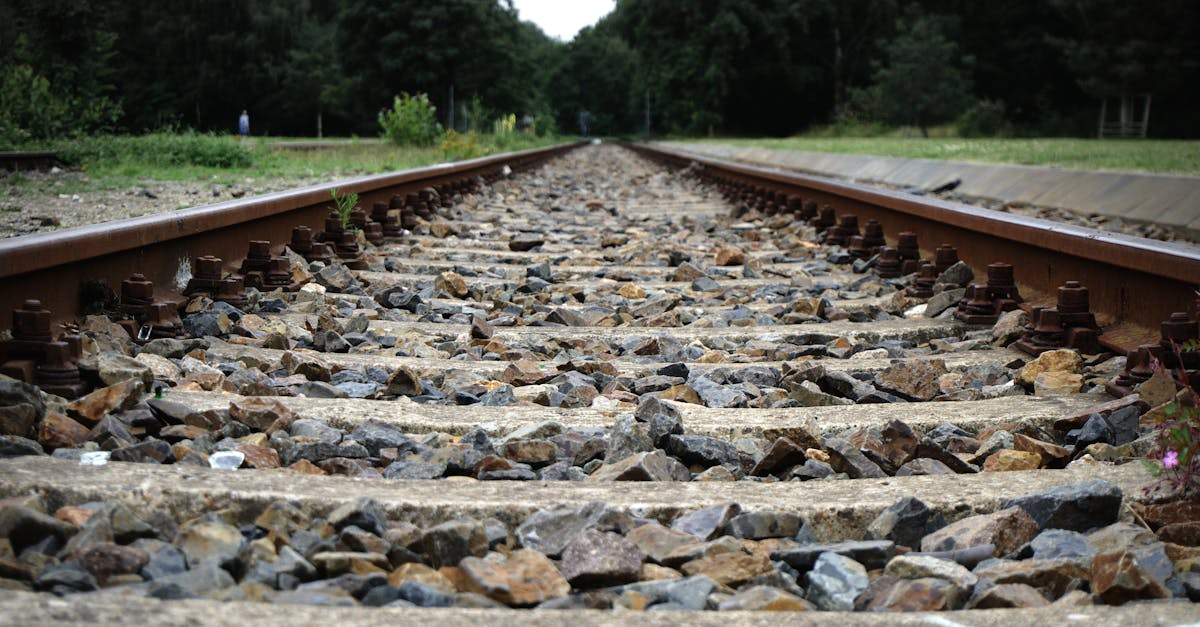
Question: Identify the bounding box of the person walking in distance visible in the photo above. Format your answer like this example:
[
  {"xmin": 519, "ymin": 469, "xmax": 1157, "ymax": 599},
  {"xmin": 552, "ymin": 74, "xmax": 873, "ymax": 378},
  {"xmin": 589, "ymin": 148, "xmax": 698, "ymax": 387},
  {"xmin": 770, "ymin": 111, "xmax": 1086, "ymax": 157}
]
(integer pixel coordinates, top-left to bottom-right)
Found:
[{"xmin": 238, "ymin": 110, "xmax": 250, "ymax": 138}]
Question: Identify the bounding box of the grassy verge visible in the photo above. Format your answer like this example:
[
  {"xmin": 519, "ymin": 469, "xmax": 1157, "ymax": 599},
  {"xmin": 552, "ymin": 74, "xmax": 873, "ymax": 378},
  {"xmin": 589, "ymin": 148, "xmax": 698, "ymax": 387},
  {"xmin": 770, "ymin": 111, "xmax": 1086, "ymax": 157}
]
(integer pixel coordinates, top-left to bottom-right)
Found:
[
  {"xmin": 11, "ymin": 131, "xmax": 568, "ymax": 191},
  {"xmin": 690, "ymin": 136, "xmax": 1200, "ymax": 176}
]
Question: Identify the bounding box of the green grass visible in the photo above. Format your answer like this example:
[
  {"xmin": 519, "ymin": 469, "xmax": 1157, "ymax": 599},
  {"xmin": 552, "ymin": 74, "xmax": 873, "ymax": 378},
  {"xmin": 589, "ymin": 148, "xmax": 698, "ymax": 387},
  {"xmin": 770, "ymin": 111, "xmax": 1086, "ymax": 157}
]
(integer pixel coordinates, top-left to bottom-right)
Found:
[
  {"xmin": 694, "ymin": 136, "xmax": 1200, "ymax": 176},
  {"xmin": 6, "ymin": 131, "xmax": 566, "ymax": 193}
]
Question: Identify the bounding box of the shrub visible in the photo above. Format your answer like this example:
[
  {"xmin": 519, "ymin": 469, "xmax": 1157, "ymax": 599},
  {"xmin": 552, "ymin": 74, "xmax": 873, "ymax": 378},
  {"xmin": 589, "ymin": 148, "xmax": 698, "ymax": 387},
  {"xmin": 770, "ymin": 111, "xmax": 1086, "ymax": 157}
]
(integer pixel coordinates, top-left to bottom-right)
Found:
[
  {"xmin": 957, "ymin": 100, "xmax": 1012, "ymax": 137},
  {"xmin": 439, "ymin": 130, "xmax": 483, "ymax": 161},
  {"xmin": 55, "ymin": 132, "xmax": 253, "ymax": 169},
  {"xmin": 379, "ymin": 93, "xmax": 442, "ymax": 146},
  {"xmin": 329, "ymin": 188, "xmax": 359, "ymax": 230}
]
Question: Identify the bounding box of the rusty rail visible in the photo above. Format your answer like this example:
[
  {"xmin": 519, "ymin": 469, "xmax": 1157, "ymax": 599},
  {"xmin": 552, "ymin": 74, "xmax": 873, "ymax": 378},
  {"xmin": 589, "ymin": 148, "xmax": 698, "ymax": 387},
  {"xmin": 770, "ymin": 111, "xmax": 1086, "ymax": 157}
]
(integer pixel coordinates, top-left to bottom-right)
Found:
[
  {"xmin": 0, "ymin": 142, "xmax": 581, "ymax": 326},
  {"xmin": 628, "ymin": 142, "xmax": 1200, "ymax": 354}
]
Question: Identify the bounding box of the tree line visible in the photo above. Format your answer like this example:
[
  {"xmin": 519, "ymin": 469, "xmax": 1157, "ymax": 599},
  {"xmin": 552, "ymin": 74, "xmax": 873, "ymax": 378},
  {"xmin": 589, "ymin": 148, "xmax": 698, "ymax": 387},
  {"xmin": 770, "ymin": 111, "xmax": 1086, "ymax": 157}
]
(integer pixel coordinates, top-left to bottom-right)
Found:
[{"xmin": 2, "ymin": 0, "xmax": 1197, "ymax": 144}]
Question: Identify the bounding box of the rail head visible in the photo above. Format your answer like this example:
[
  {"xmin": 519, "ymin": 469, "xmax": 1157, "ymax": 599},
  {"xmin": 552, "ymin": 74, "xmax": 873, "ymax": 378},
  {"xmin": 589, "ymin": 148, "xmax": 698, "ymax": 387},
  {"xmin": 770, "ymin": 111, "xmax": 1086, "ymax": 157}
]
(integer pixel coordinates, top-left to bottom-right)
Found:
[
  {"xmin": 631, "ymin": 142, "xmax": 1200, "ymax": 285},
  {"xmin": 0, "ymin": 142, "xmax": 583, "ymax": 280}
]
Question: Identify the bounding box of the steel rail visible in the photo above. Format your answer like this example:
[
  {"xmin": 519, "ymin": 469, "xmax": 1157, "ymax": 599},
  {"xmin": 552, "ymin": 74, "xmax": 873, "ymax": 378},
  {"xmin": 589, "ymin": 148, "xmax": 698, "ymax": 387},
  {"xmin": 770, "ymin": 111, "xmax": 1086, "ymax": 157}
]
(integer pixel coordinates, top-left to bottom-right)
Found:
[
  {"xmin": 0, "ymin": 142, "xmax": 581, "ymax": 326},
  {"xmin": 628, "ymin": 142, "xmax": 1200, "ymax": 353}
]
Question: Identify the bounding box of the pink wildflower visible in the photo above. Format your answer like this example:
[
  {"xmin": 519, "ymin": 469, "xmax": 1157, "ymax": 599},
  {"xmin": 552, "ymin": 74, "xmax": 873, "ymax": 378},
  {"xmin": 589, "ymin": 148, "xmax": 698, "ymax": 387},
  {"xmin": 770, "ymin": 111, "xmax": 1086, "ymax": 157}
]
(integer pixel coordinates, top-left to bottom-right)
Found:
[{"xmin": 1162, "ymin": 450, "xmax": 1179, "ymax": 468}]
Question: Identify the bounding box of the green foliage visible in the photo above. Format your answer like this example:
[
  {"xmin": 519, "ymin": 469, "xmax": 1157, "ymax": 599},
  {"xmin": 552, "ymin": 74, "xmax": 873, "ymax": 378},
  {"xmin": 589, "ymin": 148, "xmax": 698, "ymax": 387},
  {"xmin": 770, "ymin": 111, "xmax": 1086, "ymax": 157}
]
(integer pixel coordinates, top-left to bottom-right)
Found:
[
  {"xmin": 329, "ymin": 188, "xmax": 359, "ymax": 231},
  {"xmin": 956, "ymin": 100, "xmax": 1013, "ymax": 138},
  {"xmin": 54, "ymin": 132, "xmax": 254, "ymax": 169},
  {"xmin": 439, "ymin": 130, "xmax": 484, "ymax": 161},
  {"xmin": 854, "ymin": 12, "xmax": 973, "ymax": 137},
  {"xmin": 379, "ymin": 93, "xmax": 442, "ymax": 147}
]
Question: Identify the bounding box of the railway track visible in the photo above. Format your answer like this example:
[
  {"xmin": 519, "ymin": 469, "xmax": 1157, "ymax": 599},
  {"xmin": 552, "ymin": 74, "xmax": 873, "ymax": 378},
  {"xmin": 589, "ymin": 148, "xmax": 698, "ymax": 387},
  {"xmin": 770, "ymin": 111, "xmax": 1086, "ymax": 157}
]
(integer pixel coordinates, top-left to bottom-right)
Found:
[{"xmin": 0, "ymin": 142, "xmax": 1197, "ymax": 623}]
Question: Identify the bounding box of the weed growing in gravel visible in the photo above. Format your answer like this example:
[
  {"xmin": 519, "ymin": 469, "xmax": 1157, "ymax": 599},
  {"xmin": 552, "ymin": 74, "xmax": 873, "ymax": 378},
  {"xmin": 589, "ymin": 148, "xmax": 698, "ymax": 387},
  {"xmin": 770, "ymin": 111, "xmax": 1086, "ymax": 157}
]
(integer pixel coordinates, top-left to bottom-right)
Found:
[
  {"xmin": 329, "ymin": 187, "xmax": 359, "ymax": 231},
  {"xmin": 1142, "ymin": 303, "xmax": 1200, "ymax": 499}
]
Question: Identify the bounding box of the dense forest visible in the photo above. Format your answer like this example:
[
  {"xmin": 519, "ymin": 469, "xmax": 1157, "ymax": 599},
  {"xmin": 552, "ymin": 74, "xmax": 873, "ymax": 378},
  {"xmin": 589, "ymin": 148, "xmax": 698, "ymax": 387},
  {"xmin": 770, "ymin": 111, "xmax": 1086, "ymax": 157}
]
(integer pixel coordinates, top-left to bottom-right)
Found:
[{"xmin": 2, "ymin": 0, "xmax": 1197, "ymax": 143}]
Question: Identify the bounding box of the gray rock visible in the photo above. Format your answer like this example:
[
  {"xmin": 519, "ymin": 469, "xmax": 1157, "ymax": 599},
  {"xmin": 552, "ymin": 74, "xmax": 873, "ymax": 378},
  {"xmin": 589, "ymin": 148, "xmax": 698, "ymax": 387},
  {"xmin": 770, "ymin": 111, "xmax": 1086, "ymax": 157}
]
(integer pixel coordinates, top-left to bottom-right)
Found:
[
  {"xmin": 671, "ymin": 503, "xmax": 741, "ymax": 541},
  {"xmin": 560, "ymin": 529, "xmax": 644, "ymax": 586},
  {"xmin": 788, "ymin": 380, "xmax": 853, "ymax": 406},
  {"xmin": 289, "ymin": 418, "xmax": 343, "ymax": 444},
  {"xmin": 0, "ymin": 435, "xmax": 44, "ymax": 458},
  {"xmin": 616, "ymin": 575, "xmax": 717, "ymax": 610},
  {"xmin": 516, "ymin": 502, "xmax": 633, "ymax": 557},
  {"xmin": 1001, "ymin": 479, "xmax": 1122, "ymax": 532},
  {"xmin": 315, "ymin": 264, "xmax": 359, "ymax": 292},
  {"xmin": 35, "ymin": 563, "xmax": 99, "ymax": 594},
  {"xmin": 792, "ymin": 458, "xmax": 835, "ymax": 480},
  {"xmin": 182, "ymin": 311, "xmax": 231, "ymax": 338},
  {"xmin": 328, "ymin": 497, "xmax": 388, "ymax": 536},
  {"xmin": 96, "ymin": 352, "xmax": 155, "ymax": 386},
  {"xmin": 396, "ymin": 580, "xmax": 455, "ymax": 607},
  {"xmin": 691, "ymin": 377, "xmax": 746, "ymax": 408},
  {"xmin": 727, "ymin": 511, "xmax": 802, "ymax": 539},
  {"xmin": 665, "ymin": 434, "xmax": 739, "ymax": 468},
  {"xmin": 295, "ymin": 380, "xmax": 349, "ymax": 399},
  {"xmin": 772, "ymin": 540, "xmax": 896, "ymax": 571},
  {"xmin": 819, "ymin": 371, "xmax": 877, "ymax": 401},
  {"xmin": 350, "ymin": 421, "xmax": 418, "ymax": 457},
  {"xmin": 1019, "ymin": 529, "xmax": 1097, "ymax": 561},
  {"xmin": 383, "ymin": 461, "xmax": 446, "ymax": 480},
  {"xmin": 924, "ymin": 288, "xmax": 967, "ymax": 317},
  {"xmin": 805, "ymin": 552, "xmax": 869, "ymax": 611},
  {"xmin": 824, "ymin": 437, "xmax": 887, "ymax": 479},
  {"xmin": 138, "ymin": 338, "xmax": 202, "ymax": 358},
  {"xmin": 141, "ymin": 545, "xmax": 188, "ymax": 580},
  {"xmin": 937, "ymin": 261, "xmax": 974, "ymax": 286},
  {"xmin": 606, "ymin": 415, "xmax": 654, "ymax": 463},
  {"xmin": 867, "ymin": 497, "xmax": 946, "ymax": 549},
  {"xmin": 420, "ymin": 519, "xmax": 489, "ymax": 568}
]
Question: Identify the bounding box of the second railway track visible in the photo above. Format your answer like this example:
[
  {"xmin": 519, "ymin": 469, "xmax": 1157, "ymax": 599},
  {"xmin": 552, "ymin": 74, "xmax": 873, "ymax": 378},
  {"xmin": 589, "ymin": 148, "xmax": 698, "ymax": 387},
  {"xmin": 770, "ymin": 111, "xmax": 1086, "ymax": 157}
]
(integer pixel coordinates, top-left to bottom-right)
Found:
[{"xmin": 0, "ymin": 142, "xmax": 1197, "ymax": 622}]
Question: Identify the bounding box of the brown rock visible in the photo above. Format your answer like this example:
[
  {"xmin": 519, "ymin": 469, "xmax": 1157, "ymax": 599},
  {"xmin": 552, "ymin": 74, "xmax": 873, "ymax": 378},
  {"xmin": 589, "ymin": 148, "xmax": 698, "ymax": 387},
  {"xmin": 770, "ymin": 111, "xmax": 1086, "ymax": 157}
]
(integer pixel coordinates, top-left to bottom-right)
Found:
[
  {"xmin": 968, "ymin": 583, "xmax": 1049, "ymax": 608},
  {"xmin": 873, "ymin": 359, "xmax": 948, "ymax": 401},
  {"xmin": 459, "ymin": 549, "xmax": 570, "ymax": 606},
  {"xmin": 54, "ymin": 506, "xmax": 94, "ymax": 527},
  {"xmin": 159, "ymin": 424, "xmax": 209, "ymax": 441},
  {"xmin": 435, "ymin": 271, "xmax": 469, "ymax": 298},
  {"xmin": 1134, "ymin": 369, "xmax": 1178, "ymax": 408},
  {"xmin": 671, "ymin": 263, "xmax": 706, "ymax": 282},
  {"xmin": 749, "ymin": 437, "xmax": 807, "ymax": 477},
  {"xmin": 1033, "ymin": 371, "xmax": 1082, "ymax": 396},
  {"xmin": 310, "ymin": 551, "xmax": 389, "ymax": 576},
  {"xmin": 37, "ymin": 411, "xmax": 89, "ymax": 449},
  {"xmin": 77, "ymin": 543, "xmax": 149, "ymax": 581},
  {"xmin": 895, "ymin": 458, "xmax": 957, "ymax": 476},
  {"xmin": 920, "ymin": 506, "xmax": 1039, "ymax": 557},
  {"xmin": 388, "ymin": 563, "xmax": 456, "ymax": 592},
  {"xmin": 1156, "ymin": 522, "xmax": 1200, "ymax": 546},
  {"xmin": 288, "ymin": 459, "xmax": 326, "ymax": 474},
  {"xmin": 791, "ymin": 298, "xmax": 827, "ymax": 318},
  {"xmin": 588, "ymin": 450, "xmax": 678, "ymax": 481},
  {"xmin": 66, "ymin": 379, "xmax": 143, "ymax": 427},
  {"xmin": 974, "ymin": 558, "xmax": 1089, "ymax": 598},
  {"xmin": 982, "ymin": 449, "xmax": 1042, "ymax": 471},
  {"xmin": 1133, "ymin": 500, "xmax": 1200, "ymax": 528},
  {"xmin": 680, "ymin": 551, "xmax": 772, "ymax": 586},
  {"xmin": 1013, "ymin": 433, "xmax": 1071, "ymax": 468},
  {"xmin": 499, "ymin": 359, "xmax": 552, "ymax": 386},
  {"xmin": 714, "ymin": 247, "xmax": 746, "ymax": 266},
  {"xmin": 864, "ymin": 577, "xmax": 964, "ymax": 611},
  {"xmin": 386, "ymin": 366, "xmax": 424, "ymax": 395},
  {"xmin": 1091, "ymin": 549, "xmax": 1171, "ymax": 604},
  {"xmin": 560, "ymin": 529, "xmax": 644, "ymax": 586},
  {"xmin": 879, "ymin": 419, "xmax": 919, "ymax": 468},
  {"xmin": 1017, "ymin": 349, "xmax": 1082, "ymax": 388},
  {"xmin": 627, "ymin": 523, "xmax": 703, "ymax": 564},
  {"xmin": 280, "ymin": 351, "xmax": 331, "ymax": 381},
  {"xmin": 717, "ymin": 585, "xmax": 814, "ymax": 611},
  {"xmin": 640, "ymin": 563, "xmax": 682, "ymax": 581},
  {"xmin": 660, "ymin": 384, "xmax": 703, "ymax": 405},
  {"xmin": 470, "ymin": 315, "xmax": 494, "ymax": 340},
  {"xmin": 228, "ymin": 397, "xmax": 295, "ymax": 434},
  {"xmin": 501, "ymin": 439, "xmax": 557, "ymax": 466},
  {"xmin": 236, "ymin": 444, "xmax": 280, "ymax": 469},
  {"xmin": 617, "ymin": 283, "xmax": 646, "ymax": 299}
]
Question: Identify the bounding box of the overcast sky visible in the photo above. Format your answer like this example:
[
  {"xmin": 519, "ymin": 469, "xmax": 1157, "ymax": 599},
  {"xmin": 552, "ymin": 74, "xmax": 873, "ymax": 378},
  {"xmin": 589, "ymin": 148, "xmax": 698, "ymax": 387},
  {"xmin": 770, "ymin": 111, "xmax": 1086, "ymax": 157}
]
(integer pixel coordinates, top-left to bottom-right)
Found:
[{"xmin": 510, "ymin": 0, "xmax": 616, "ymax": 41}]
